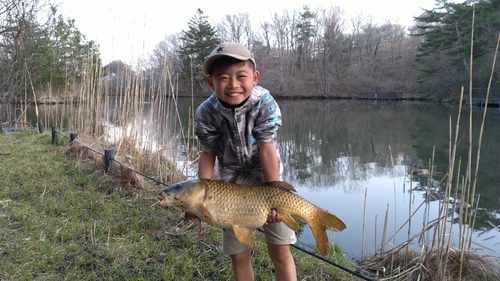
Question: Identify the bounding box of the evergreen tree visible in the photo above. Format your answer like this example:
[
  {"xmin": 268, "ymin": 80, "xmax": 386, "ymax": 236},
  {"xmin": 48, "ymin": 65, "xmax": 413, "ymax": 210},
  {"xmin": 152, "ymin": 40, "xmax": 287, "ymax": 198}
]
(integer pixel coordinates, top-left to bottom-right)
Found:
[
  {"xmin": 295, "ymin": 5, "xmax": 316, "ymax": 72},
  {"xmin": 414, "ymin": 0, "xmax": 500, "ymax": 96},
  {"xmin": 38, "ymin": 15, "xmax": 100, "ymax": 88},
  {"xmin": 179, "ymin": 9, "xmax": 219, "ymax": 85}
]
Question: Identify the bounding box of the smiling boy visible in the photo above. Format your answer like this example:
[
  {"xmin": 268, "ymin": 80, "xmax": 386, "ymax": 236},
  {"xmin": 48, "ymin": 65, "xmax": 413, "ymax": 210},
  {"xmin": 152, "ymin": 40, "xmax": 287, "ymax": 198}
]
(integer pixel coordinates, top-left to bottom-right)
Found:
[{"xmin": 194, "ymin": 42, "xmax": 297, "ymax": 281}]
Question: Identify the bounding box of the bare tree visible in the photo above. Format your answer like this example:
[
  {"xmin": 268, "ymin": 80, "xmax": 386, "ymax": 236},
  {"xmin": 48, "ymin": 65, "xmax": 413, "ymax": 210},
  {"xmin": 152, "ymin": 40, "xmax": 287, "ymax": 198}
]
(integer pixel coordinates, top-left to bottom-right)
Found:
[
  {"xmin": 266, "ymin": 9, "xmax": 300, "ymax": 94},
  {"xmin": 216, "ymin": 12, "xmax": 253, "ymax": 47},
  {"xmin": 314, "ymin": 6, "xmax": 348, "ymax": 96},
  {"xmin": 148, "ymin": 32, "xmax": 184, "ymax": 94},
  {"xmin": 147, "ymin": 5, "xmax": 423, "ymax": 97},
  {"xmin": 0, "ymin": 0, "xmax": 55, "ymax": 102},
  {"xmin": 259, "ymin": 21, "xmax": 272, "ymax": 52}
]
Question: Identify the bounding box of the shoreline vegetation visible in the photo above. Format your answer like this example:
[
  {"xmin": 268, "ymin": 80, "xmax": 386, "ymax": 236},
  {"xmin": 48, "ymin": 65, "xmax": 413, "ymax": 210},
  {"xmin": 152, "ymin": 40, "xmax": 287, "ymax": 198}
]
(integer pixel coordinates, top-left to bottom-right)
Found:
[
  {"xmin": 0, "ymin": 131, "xmax": 361, "ymax": 280},
  {"xmin": 0, "ymin": 91, "xmax": 457, "ymax": 106},
  {"xmin": 2, "ymin": 120, "xmax": 499, "ymax": 280}
]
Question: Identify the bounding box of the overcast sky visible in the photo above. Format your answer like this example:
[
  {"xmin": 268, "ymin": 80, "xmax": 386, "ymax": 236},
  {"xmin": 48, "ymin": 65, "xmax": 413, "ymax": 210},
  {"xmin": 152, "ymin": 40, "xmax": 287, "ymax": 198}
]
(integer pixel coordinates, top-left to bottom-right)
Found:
[{"xmin": 59, "ymin": 0, "xmax": 440, "ymax": 64}]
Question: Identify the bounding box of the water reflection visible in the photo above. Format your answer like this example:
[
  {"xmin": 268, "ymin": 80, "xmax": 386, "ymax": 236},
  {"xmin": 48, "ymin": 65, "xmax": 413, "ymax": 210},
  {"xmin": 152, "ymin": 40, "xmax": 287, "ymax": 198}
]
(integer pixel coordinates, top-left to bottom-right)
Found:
[
  {"xmin": 3, "ymin": 99, "xmax": 499, "ymax": 259},
  {"xmin": 277, "ymin": 100, "xmax": 500, "ymax": 259}
]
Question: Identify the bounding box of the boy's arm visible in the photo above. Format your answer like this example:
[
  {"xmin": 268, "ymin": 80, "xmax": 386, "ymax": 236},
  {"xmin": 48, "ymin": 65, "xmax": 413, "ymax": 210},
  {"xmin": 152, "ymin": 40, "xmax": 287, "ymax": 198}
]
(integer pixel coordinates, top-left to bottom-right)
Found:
[
  {"xmin": 260, "ymin": 141, "xmax": 283, "ymax": 224},
  {"xmin": 198, "ymin": 150, "xmax": 216, "ymax": 179},
  {"xmin": 259, "ymin": 141, "xmax": 280, "ymax": 182}
]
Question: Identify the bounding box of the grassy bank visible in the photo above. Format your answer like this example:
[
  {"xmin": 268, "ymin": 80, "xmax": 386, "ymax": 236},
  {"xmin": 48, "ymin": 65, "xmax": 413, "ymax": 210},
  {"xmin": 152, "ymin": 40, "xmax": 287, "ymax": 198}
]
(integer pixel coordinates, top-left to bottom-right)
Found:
[{"xmin": 0, "ymin": 131, "xmax": 358, "ymax": 280}]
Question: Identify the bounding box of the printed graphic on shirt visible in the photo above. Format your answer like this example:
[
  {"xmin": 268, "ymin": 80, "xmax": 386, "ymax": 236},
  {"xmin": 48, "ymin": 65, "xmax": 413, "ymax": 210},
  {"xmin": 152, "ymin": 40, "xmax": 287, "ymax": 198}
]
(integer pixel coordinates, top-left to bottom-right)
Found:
[
  {"xmin": 269, "ymin": 114, "xmax": 278, "ymax": 128},
  {"xmin": 263, "ymin": 94, "xmax": 272, "ymax": 105},
  {"xmin": 247, "ymin": 135, "xmax": 256, "ymax": 145}
]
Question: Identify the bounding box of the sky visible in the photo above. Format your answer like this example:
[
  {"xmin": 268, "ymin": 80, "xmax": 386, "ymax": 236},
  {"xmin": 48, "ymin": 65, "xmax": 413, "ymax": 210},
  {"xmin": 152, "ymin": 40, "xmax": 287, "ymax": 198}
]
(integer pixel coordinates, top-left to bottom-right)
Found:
[{"xmin": 59, "ymin": 0, "xmax": 440, "ymax": 65}]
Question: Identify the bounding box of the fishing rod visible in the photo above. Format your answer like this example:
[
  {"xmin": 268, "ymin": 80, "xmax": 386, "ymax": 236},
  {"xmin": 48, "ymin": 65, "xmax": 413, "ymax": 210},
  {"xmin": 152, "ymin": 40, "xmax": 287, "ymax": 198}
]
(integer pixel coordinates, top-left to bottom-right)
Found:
[{"xmin": 257, "ymin": 228, "xmax": 374, "ymax": 281}]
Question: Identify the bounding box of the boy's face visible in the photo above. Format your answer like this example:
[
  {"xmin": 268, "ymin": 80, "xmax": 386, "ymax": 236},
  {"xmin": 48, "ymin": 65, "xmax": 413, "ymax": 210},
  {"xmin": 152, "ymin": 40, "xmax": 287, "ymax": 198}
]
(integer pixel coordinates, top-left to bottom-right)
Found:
[{"xmin": 206, "ymin": 60, "xmax": 260, "ymax": 105}]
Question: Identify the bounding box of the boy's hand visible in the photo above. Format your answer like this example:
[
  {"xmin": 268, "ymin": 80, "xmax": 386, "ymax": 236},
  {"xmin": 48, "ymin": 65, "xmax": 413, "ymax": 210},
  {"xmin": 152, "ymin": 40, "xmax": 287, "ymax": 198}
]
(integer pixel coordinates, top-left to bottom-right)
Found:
[{"xmin": 265, "ymin": 209, "xmax": 281, "ymax": 224}]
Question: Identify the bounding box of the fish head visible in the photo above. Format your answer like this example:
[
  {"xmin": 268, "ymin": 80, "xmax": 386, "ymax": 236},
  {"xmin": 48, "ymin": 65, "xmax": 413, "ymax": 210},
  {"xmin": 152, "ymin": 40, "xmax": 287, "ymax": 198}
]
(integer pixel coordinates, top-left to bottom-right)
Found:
[{"xmin": 157, "ymin": 179, "xmax": 206, "ymax": 210}]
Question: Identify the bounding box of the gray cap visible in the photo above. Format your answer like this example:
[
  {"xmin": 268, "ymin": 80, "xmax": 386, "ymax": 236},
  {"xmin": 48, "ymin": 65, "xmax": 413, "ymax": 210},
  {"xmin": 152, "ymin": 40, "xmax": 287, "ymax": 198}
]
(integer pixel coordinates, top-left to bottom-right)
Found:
[{"xmin": 202, "ymin": 42, "xmax": 256, "ymax": 75}]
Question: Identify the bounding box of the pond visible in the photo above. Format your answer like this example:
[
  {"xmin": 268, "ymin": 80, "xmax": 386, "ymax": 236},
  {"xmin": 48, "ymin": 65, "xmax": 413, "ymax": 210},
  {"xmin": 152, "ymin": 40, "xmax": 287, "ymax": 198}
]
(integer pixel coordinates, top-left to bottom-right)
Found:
[
  {"xmin": 276, "ymin": 99, "xmax": 500, "ymax": 261},
  {"xmin": 2, "ymin": 98, "xmax": 499, "ymax": 261}
]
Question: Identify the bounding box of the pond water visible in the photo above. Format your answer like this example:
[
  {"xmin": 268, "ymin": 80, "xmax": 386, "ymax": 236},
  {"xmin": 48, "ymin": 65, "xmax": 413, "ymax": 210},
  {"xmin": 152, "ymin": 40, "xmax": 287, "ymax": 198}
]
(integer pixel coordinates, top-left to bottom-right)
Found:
[
  {"xmin": 276, "ymin": 100, "xmax": 500, "ymax": 261},
  {"xmin": 2, "ymin": 98, "xmax": 499, "ymax": 261}
]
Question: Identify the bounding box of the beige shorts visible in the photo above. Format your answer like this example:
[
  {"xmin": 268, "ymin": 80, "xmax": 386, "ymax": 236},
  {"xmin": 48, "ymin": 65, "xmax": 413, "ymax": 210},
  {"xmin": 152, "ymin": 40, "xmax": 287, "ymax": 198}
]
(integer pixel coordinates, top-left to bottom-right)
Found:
[{"xmin": 222, "ymin": 222, "xmax": 297, "ymax": 255}]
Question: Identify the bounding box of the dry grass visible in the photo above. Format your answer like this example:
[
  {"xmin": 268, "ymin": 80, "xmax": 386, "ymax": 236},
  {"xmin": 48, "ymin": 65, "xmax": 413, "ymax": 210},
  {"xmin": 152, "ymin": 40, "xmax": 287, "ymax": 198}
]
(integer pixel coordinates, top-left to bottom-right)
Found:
[
  {"xmin": 63, "ymin": 137, "xmax": 185, "ymax": 191},
  {"xmin": 360, "ymin": 246, "xmax": 500, "ymax": 281}
]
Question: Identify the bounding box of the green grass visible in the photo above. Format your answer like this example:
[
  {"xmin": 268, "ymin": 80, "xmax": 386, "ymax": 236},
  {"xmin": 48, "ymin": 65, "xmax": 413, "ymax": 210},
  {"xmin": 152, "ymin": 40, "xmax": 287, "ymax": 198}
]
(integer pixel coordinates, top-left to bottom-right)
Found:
[{"xmin": 0, "ymin": 131, "xmax": 359, "ymax": 280}]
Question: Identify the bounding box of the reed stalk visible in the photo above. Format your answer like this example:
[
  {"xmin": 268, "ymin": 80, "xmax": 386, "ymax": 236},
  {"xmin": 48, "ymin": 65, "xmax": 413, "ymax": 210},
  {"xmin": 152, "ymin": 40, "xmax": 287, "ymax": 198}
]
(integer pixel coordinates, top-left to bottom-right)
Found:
[
  {"xmin": 388, "ymin": 145, "xmax": 397, "ymax": 278},
  {"xmin": 362, "ymin": 187, "xmax": 367, "ymax": 260},
  {"xmin": 374, "ymin": 215, "xmax": 377, "ymax": 257},
  {"xmin": 381, "ymin": 204, "xmax": 389, "ymax": 256},
  {"xmin": 423, "ymin": 146, "xmax": 435, "ymax": 246},
  {"xmin": 406, "ymin": 166, "xmax": 413, "ymax": 264},
  {"xmin": 458, "ymin": 175, "xmax": 465, "ymax": 249}
]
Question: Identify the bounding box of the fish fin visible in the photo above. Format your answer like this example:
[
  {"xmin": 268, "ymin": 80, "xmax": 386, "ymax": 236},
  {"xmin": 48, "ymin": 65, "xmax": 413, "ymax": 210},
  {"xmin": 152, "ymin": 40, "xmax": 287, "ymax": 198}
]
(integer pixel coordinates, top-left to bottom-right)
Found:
[
  {"xmin": 199, "ymin": 178, "xmax": 212, "ymax": 186},
  {"xmin": 235, "ymin": 173, "xmax": 263, "ymax": 186},
  {"xmin": 308, "ymin": 221, "xmax": 330, "ymax": 257},
  {"xmin": 234, "ymin": 174, "xmax": 297, "ymax": 193},
  {"xmin": 320, "ymin": 210, "xmax": 346, "ymax": 232},
  {"xmin": 232, "ymin": 225, "xmax": 253, "ymax": 247},
  {"xmin": 268, "ymin": 181, "xmax": 297, "ymax": 192},
  {"xmin": 280, "ymin": 213, "xmax": 298, "ymax": 232},
  {"xmin": 308, "ymin": 210, "xmax": 346, "ymax": 257},
  {"xmin": 200, "ymin": 204, "xmax": 213, "ymax": 222}
]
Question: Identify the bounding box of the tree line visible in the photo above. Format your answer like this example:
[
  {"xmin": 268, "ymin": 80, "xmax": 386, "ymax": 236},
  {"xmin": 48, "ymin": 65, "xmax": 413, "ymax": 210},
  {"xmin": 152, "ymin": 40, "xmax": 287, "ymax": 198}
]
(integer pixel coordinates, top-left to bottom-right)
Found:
[
  {"xmin": 149, "ymin": 7, "xmax": 422, "ymax": 98},
  {"xmin": 0, "ymin": 0, "xmax": 100, "ymax": 103},
  {"xmin": 0, "ymin": 0, "xmax": 499, "ymax": 103}
]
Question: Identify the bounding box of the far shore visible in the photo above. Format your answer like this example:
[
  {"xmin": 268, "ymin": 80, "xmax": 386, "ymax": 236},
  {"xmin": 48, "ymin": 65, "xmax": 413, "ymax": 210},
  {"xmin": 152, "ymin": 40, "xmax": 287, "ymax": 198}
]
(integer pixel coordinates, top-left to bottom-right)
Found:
[{"xmin": 1, "ymin": 92, "xmax": 462, "ymax": 105}]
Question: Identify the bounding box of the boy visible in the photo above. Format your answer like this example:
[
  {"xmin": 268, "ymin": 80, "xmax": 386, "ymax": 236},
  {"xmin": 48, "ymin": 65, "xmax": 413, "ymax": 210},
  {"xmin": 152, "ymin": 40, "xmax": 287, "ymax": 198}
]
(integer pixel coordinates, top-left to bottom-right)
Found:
[{"xmin": 194, "ymin": 42, "xmax": 297, "ymax": 281}]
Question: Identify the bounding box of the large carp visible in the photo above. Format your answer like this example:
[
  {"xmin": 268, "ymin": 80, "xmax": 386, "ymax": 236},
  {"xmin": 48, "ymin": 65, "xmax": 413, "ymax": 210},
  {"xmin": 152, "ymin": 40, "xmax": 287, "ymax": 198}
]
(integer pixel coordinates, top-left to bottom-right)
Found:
[{"xmin": 157, "ymin": 178, "xmax": 346, "ymax": 257}]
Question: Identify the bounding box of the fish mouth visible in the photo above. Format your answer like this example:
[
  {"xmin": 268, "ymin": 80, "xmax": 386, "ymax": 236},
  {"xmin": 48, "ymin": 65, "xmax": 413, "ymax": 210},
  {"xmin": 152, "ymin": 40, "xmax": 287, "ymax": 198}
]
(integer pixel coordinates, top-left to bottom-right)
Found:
[
  {"xmin": 157, "ymin": 192, "xmax": 182, "ymax": 207},
  {"xmin": 157, "ymin": 193, "xmax": 169, "ymax": 206}
]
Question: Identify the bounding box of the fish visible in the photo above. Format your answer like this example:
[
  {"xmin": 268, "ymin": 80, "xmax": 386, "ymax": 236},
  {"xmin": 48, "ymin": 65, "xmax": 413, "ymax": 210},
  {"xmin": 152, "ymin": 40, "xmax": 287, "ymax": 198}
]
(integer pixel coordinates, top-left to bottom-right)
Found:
[{"xmin": 157, "ymin": 177, "xmax": 346, "ymax": 257}]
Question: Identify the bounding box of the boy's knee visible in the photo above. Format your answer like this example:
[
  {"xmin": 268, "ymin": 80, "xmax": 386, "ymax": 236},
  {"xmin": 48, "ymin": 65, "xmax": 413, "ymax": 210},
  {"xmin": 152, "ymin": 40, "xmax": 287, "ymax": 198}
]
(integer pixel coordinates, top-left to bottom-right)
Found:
[
  {"xmin": 230, "ymin": 249, "xmax": 252, "ymax": 263},
  {"xmin": 267, "ymin": 244, "xmax": 293, "ymax": 262}
]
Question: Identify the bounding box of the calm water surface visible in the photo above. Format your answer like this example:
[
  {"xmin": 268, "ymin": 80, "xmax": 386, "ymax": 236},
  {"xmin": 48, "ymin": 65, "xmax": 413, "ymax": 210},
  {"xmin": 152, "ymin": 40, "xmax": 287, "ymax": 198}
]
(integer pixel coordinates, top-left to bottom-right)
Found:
[
  {"xmin": 2, "ymin": 99, "xmax": 499, "ymax": 260},
  {"xmin": 276, "ymin": 100, "xmax": 500, "ymax": 260}
]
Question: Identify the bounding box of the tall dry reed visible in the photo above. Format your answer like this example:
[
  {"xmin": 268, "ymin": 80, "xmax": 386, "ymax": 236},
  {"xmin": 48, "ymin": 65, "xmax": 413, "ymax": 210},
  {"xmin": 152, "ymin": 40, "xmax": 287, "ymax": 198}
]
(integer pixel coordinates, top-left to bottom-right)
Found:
[{"xmin": 57, "ymin": 49, "xmax": 195, "ymax": 185}]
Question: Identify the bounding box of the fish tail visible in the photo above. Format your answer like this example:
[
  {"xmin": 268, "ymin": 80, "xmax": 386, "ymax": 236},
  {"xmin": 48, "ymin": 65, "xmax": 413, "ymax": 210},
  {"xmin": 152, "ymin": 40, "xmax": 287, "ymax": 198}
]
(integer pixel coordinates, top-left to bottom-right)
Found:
[
  {"xmin": 308, "ymin": 210, "xmax": 346, "ymax": 257},
  {"xmin": 321, "ymin": 210, "xmax": 346, "ymax": 232}
]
